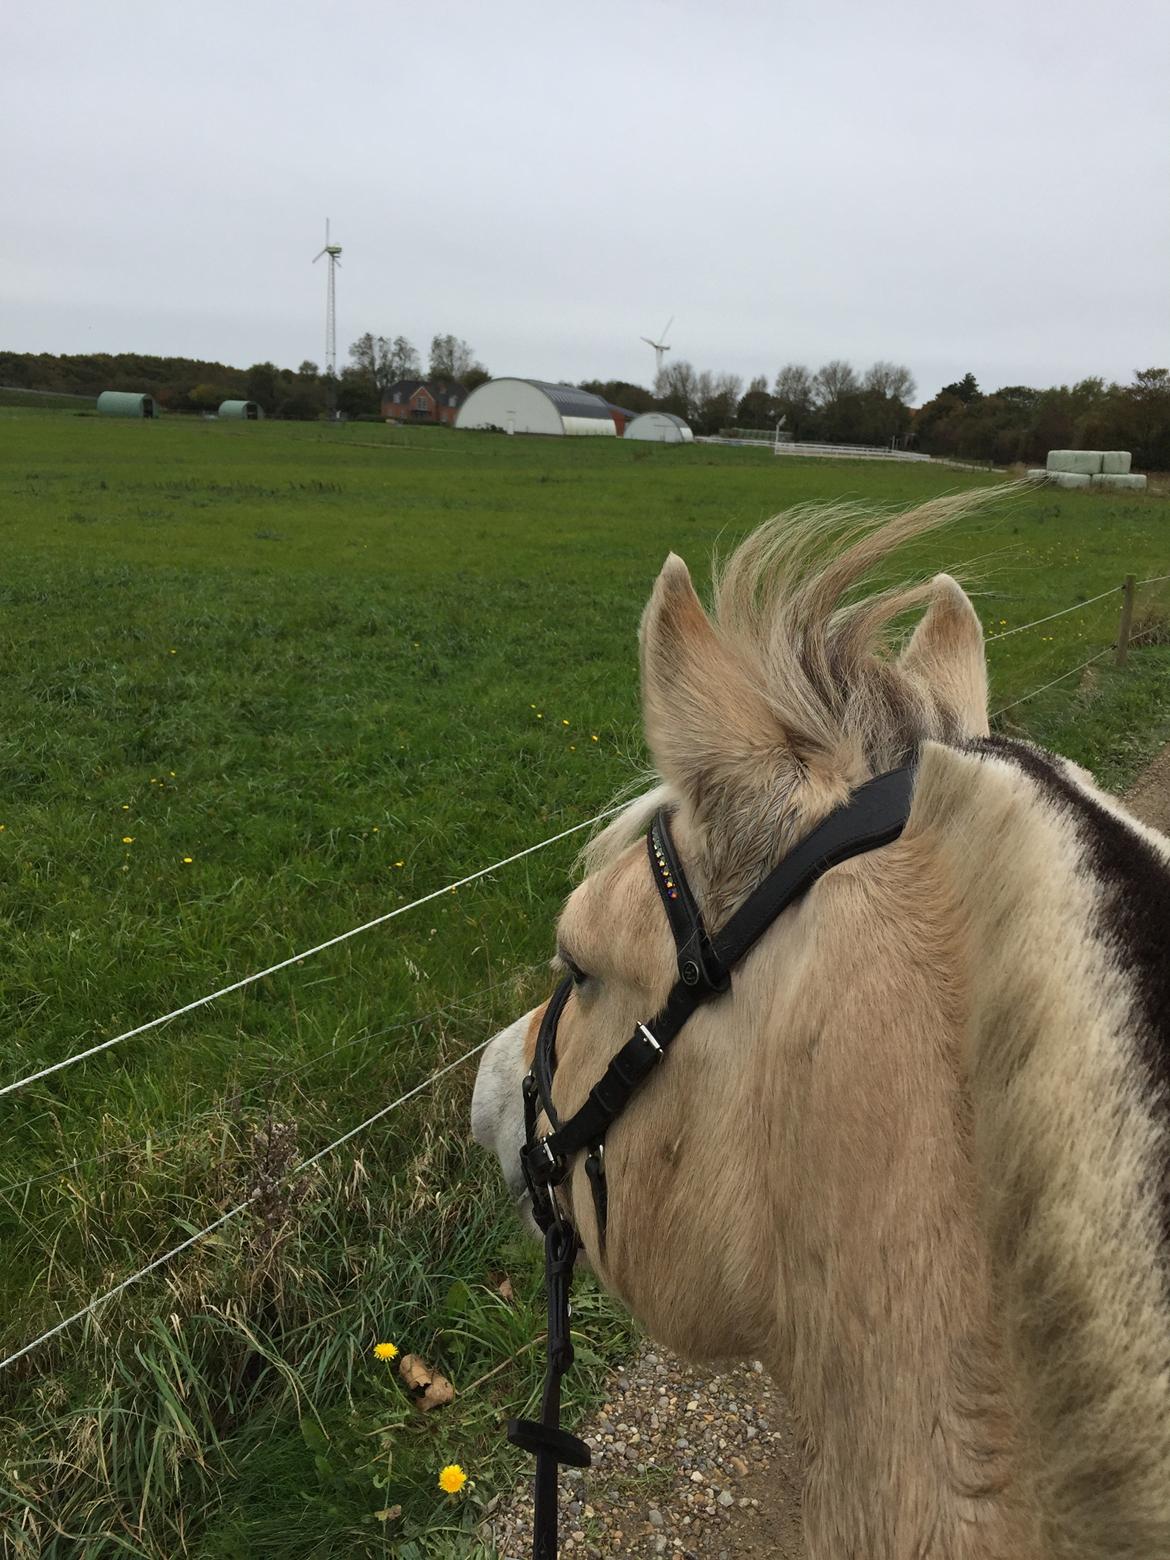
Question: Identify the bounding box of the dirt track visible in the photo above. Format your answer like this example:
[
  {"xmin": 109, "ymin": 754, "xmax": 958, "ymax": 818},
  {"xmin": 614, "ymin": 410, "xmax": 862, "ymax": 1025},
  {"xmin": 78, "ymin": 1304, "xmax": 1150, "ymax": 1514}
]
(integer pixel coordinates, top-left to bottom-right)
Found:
[{"xmin": 485, "ymin": 744, "xmax": 1170, "ymax": 1560}]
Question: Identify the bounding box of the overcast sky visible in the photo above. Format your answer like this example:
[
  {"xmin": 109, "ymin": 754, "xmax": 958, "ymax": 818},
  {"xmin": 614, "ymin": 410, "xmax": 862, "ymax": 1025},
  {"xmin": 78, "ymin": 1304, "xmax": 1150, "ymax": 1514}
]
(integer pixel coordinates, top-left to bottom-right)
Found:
[{"xmin": 4, "ymin": 0, "xmax": 1168, "ymax": 401}]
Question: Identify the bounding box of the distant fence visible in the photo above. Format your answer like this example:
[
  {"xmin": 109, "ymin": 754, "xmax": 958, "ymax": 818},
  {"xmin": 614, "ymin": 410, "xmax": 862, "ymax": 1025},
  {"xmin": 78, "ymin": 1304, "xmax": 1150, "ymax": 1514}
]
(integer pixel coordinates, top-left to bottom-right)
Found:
[{"xmin": 698, "ymin": 434, "xmax": 930, "ymax": 462}]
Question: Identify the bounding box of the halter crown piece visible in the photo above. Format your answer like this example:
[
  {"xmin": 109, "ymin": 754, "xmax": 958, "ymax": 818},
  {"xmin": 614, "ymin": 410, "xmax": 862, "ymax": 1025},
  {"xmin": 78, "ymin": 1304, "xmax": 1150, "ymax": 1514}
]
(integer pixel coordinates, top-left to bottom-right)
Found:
[{"xmin": 508, "ymin": 766, "xmax": 917, "ymax": 1560}]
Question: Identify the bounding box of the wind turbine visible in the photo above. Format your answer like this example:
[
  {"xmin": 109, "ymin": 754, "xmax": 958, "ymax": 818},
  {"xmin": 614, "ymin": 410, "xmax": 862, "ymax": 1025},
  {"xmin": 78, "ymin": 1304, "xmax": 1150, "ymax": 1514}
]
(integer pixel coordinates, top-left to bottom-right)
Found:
[
  {"xmin": 313, "ymin": 219, "xmax": 343, "ymax": 413},
  {"xmin": 641, "ymin": 316, "xmax": 674, "ymax": 385}
]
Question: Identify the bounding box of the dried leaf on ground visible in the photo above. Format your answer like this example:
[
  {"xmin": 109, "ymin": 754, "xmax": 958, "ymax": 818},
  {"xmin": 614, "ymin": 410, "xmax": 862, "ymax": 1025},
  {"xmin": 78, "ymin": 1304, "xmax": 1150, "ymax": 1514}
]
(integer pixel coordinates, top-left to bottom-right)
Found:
[{"xmin": 398, "ymin": 1352, "xmax": 455, "ymax": 1411}]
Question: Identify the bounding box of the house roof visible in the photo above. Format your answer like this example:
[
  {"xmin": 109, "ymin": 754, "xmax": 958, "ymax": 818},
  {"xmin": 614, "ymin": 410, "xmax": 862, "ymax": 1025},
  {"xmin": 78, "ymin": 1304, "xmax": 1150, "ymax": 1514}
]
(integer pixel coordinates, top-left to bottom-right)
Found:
[{"xmin": 382, "ymin": 379, "xmax": 469, "ymax": 403}]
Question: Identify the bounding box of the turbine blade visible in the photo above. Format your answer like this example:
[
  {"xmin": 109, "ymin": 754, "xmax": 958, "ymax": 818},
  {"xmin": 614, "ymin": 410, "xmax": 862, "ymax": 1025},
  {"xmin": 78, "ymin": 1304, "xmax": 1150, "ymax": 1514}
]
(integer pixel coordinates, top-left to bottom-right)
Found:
[
  {"xmin": 313, "ymin": 249, "xmax": 326, "ymax": 262},
  {"xmin": 661, "ymin": 316, "xmax": 674, "ymax": 340}
]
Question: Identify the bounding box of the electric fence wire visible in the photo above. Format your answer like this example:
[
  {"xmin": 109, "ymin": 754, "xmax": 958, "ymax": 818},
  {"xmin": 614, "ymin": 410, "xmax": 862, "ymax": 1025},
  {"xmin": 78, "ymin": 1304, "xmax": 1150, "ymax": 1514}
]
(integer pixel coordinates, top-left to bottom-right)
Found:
[
  {"xmin": 0, "ymin": 1033, "xmax": 499, "ymax": 1374},
  {"xmin": 0, "ymin": 805, "xmax": 626, "ymax": 1103},
  {"xmin": 0, "ymin": 963, "xmax": 547, "ymax": 1201}
]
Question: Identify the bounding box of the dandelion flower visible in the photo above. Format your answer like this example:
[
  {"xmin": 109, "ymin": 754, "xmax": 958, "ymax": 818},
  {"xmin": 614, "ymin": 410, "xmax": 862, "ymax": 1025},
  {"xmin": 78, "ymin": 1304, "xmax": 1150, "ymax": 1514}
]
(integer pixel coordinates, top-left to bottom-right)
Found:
[
  {"xmin": 373, "ymin": 1341, "xmax": 399, "ymax": 1361},
  {"xmin": 591, "ymin": 734, "xmax": 599, "ymax": 742},
  {"xmin": 561, "ymin": 719, "xmax": 569, "ymax": 726},
  {"xmin": 395, "ymin": 860, "xmax": 405, "ymax": 868},
  {"xmin": 122, "ymin": 804, "xmax": 130, "ymax": 811},
  {"xmin": 438, "ymin": 1464, "xmax": 467, "ymax": 1494},
  {"xmin": 123, "ymin": 836, "xmax": 134, "ymax": 844},
  {"xmin": 182, "ymin": 856, "xmax": 193, "ymax": 864}
]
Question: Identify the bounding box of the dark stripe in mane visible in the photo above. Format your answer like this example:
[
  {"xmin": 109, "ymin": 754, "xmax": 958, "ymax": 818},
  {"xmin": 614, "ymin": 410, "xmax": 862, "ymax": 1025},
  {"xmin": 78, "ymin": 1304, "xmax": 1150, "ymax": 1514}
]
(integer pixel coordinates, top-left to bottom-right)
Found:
[{"xmin": 966, "ymin": 734, "xmax": 1170, "ymax": 1234}]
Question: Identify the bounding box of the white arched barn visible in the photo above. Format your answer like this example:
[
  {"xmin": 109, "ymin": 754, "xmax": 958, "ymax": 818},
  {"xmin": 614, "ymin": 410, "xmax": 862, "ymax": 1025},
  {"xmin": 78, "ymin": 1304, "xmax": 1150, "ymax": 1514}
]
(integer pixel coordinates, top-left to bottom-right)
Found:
[
  {"xmin": 624, "ymin": 411, "xmax": 694, "ymax": 443},
  {"xmin": 455, "ymin": 378, "xmax": 616, "ymax": 437}
]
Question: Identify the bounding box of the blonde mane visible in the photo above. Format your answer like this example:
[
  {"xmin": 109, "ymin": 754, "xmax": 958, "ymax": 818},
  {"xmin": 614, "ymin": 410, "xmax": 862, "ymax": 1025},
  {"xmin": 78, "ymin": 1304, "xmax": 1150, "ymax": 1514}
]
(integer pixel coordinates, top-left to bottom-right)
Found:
[{"xmin": 584, "ymin": 485, "xmax": 1008, "ymax": 882}]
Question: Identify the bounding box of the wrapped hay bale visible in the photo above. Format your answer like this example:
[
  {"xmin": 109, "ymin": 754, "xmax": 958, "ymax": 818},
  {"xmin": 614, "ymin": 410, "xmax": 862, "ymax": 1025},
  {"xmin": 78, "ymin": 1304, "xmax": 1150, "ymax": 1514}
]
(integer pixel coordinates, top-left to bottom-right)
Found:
[
  {"xmin": 1090, "ymin": 473, "xmax": 1147, "ymax": 492},
  {"xmin": 1100, "ymin": 451, "xmax": 1132, "ymax": 474},
  {"xmin": 1046, "ymin": 450, "xmax": 1103, "ymax": 475},
  {"xmin": 1048, "ymin": 472, "xmax": 1093, "ymax": 489}
]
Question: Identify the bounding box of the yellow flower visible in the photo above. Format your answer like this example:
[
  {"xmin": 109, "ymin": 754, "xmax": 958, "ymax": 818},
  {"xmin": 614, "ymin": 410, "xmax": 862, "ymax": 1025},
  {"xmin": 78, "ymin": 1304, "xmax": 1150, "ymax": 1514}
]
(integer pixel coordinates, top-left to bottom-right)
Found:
[
  {"xmin": 169, "ymin": 648, "xmax": 177, "ymax": 654},
  {"xmin": 122, "ymin": 836, "xmax": 134, "ymax": 844},
  {"xmin": 373, "ymin": 1341, "xmax": 399, "ymax": 1361},
  {"xmin": 438, "ymin": 1464, "xmax": 467, "ymax": 1494},
  {"xmin": 561, "ymin": 719, "xmax": 569, "ymax": 726},
  {"xmin": 394, "ymin": 860, "xmax": 405, "ymax": 868},
  {"xmin": 122, "ymin": 804, "xmax": 130, "ymax": 811},
  {"xmin": 591, "ymin": 734, "xmax": 599, "ymax": 742},
  {"xmin": 182, "ymin": 856, "xmax": 193, "ymax": 864}
]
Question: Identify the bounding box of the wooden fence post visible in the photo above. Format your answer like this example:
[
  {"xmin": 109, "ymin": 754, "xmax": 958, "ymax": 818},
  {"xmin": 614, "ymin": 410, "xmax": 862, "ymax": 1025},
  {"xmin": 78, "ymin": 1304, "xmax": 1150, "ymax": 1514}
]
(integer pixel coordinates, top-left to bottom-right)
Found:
[{"xmin": 1116, "ymin": 575, "xmax": 1136, "ymax": 667}]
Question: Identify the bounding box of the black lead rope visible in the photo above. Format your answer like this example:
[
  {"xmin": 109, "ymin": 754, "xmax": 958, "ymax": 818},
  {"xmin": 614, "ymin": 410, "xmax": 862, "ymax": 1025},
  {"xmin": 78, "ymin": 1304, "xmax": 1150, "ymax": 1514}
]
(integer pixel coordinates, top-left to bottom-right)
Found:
[
  {"xmin": 506, "ymin": 1223, "xmax": 591, "ymax": 1560},
  {"xmin": 510, "ymin": 765, "xmax": 918, "ymax": 1560}
]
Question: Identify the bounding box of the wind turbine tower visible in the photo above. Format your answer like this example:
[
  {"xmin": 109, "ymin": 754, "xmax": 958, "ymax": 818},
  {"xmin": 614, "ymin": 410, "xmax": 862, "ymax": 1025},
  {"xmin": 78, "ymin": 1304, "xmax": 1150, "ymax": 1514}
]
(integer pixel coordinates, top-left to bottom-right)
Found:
[
  {"xmin": 312, "ymin": 219, "xmax": 343, "ymax": 412},
  {"xmin": 641, "ymin": 316, "xmax": 674, "ymax": 387}
]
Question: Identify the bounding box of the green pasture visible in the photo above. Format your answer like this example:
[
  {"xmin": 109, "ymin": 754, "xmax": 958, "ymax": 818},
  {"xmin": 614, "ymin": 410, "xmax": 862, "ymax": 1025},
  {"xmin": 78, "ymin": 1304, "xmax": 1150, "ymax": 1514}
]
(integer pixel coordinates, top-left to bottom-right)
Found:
[{"xmin": 0, "ymin": 412, "xmax": 1167, "ymax": 1557}]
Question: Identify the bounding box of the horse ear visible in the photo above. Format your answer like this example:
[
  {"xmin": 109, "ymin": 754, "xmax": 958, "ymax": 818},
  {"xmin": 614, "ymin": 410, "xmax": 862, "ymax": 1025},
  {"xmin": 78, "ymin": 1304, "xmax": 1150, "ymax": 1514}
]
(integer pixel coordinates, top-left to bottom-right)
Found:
[
  {"xmin": 898, "ymin": 573, "xmax": 989, "ymax": 736},
  {"xmin": 639, "ymin": 553, "xmax": 786, "ymax": 804}
]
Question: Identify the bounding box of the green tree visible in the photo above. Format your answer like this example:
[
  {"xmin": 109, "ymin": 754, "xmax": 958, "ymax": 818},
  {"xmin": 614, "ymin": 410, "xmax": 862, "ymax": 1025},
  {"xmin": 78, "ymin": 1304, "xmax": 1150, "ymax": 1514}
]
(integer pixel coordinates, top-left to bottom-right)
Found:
[
  {"xmin": 429, "ymin": 333, "xmax": 483, "ymax": 380},
  {"xmin": 245, "ymin": 362, "xmax": 279, "ymax": 410},
  {"xmin": 736, "ymin": 375, "xmax": 779, "ymax": 429},
  {"xmin": 939, "ymin": 372, "xmax": 980, "ymax": 403},
  {"xmin": 773, "ymin": 364, "xmax": 817, "ymax": 439}
]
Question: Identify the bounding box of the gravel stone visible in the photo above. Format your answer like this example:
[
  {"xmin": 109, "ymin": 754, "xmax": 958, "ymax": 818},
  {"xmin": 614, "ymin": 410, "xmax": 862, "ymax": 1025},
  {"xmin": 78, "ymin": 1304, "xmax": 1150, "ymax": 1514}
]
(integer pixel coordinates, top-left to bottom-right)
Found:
[{"xmin": 482, "ymin": 1348, "xmax": 804, "ymax": 1557}]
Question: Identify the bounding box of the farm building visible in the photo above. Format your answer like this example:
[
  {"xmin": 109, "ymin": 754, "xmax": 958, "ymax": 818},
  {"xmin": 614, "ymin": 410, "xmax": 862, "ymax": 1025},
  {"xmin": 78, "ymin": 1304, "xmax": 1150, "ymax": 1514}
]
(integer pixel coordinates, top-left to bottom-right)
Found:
[
  {"xmin": 625, "ymin": 411, "xmax": 694, "ymax": 443},
  {"xmin": 382, "ymin": 379, "xmax": 467, "ymax": 426},
  {"xmin": 218, "ymin": 399, "xmax": 264, "ymax": 420},
  {"xmin": 97, "ymin": 390, "xmax": 158, "ymax": 418},
  {"xmin": 455, "ymin": 378, "xmax": 616, "ymax": 437},
  {"xmin": 605, "ymin": 402, "xmax": 638, "ymax": 436}
]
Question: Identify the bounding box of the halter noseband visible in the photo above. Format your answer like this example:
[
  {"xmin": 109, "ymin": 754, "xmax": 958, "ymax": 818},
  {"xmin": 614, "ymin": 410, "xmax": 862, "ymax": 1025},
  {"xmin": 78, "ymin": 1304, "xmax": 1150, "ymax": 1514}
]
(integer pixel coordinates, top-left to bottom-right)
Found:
[{"xmin": 506, "ymin": 765, "xmax": 916, "ymax": 1560}]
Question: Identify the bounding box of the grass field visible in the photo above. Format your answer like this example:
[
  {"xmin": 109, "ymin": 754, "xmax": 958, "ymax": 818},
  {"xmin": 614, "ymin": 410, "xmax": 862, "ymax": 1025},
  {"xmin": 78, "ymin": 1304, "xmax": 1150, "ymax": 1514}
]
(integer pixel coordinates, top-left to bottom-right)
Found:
[{"xmin": 1, "ymin": 412, "xmax": 1168, "ymax": 1557}]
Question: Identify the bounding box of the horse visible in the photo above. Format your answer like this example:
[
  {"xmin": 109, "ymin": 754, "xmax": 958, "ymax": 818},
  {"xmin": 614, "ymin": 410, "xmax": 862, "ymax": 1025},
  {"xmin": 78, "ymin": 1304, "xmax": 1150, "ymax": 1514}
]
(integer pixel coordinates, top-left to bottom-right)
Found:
[{"xmin": 471, "ymin": 490, "xmax": 1170, "ymax": 1559}]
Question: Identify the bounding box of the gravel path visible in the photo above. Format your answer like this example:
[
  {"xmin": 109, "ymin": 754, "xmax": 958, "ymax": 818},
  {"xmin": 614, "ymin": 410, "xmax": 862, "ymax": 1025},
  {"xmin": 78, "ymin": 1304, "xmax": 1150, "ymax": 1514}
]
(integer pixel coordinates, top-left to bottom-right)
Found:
[
  {"xmin": 483, "ymin": 742, "xmax": 1170, "ymax": 1560},
  {"xmin": 482, "ymin": 1353, "xmax": 804, "ymax": 1559}
]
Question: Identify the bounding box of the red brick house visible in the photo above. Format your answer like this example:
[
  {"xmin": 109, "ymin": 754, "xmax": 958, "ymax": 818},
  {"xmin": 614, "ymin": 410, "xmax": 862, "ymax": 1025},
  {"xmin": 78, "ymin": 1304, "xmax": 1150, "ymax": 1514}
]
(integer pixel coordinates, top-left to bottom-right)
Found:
[{"xmin": 382, "ymin": 379, "xmax": 468, "ymax": 425}]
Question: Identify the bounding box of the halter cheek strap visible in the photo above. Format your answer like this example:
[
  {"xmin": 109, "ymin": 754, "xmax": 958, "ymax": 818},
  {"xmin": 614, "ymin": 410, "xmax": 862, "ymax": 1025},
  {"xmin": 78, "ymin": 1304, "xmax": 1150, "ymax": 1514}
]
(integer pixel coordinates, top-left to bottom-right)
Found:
[{"xmin": 522, "ymin": 765, "xmax": 917, "ymax": 1225}]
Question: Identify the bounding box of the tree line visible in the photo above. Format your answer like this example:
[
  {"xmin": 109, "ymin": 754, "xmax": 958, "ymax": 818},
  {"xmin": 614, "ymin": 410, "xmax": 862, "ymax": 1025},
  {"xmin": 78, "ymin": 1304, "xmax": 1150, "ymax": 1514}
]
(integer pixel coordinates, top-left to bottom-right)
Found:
[
  {"xmin": 583, "ymin": 359, "xmax": 917, "ymax": 443},
  {"xmin": 3, "ymin": 345, "xmax": 1168, "ymax": 463},
  {"xmin": 0, "ymin": 332, "xmax": 489, "ymax": 421},
  {"xmin": 913, "ymin": 368, "xmax": 1170, "ymax": 470}
]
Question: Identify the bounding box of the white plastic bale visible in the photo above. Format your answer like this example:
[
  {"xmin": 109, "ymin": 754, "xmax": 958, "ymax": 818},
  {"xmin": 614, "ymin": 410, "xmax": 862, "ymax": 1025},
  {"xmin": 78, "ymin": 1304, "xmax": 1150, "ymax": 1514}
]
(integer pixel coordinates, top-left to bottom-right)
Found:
[
  {"xmin": 1046, "ymin": 450, "xmax": 1103, "ymax": 474},
  {"xmin": 1048, "ymin": 472, "xmax": 1093, "ymax": 490},
  {"xmin": 1100, "ymin": 451, "xmax": 1133, "ymax": 474},
  {"xmin": 1090, "ymin": 473, "xmax": 1147, "ymax": 492}
]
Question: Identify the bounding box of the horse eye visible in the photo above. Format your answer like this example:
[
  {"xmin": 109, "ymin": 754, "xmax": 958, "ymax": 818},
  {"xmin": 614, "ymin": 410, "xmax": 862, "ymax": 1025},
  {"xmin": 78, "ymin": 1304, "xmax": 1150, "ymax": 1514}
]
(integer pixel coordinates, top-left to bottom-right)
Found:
[{"xmin": 559, "ymin": 950, "xmax": 590, "ymax": 986}]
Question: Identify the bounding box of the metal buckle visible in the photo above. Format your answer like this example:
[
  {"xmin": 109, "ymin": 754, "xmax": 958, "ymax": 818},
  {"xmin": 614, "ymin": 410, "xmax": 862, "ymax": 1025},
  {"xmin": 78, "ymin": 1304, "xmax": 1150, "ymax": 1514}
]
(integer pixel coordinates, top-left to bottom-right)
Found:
[{"xmin": 637, "ymin": 1022, "xmax": 664, "ymax": 1058}]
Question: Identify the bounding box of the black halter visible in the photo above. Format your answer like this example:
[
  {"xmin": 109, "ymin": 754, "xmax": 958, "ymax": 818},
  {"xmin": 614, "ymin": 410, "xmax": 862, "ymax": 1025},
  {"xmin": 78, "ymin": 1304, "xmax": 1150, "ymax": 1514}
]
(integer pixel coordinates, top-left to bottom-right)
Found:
[{"xmin": 507, "ymin": 765, "xmax": 916, "ymax": 1560}]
